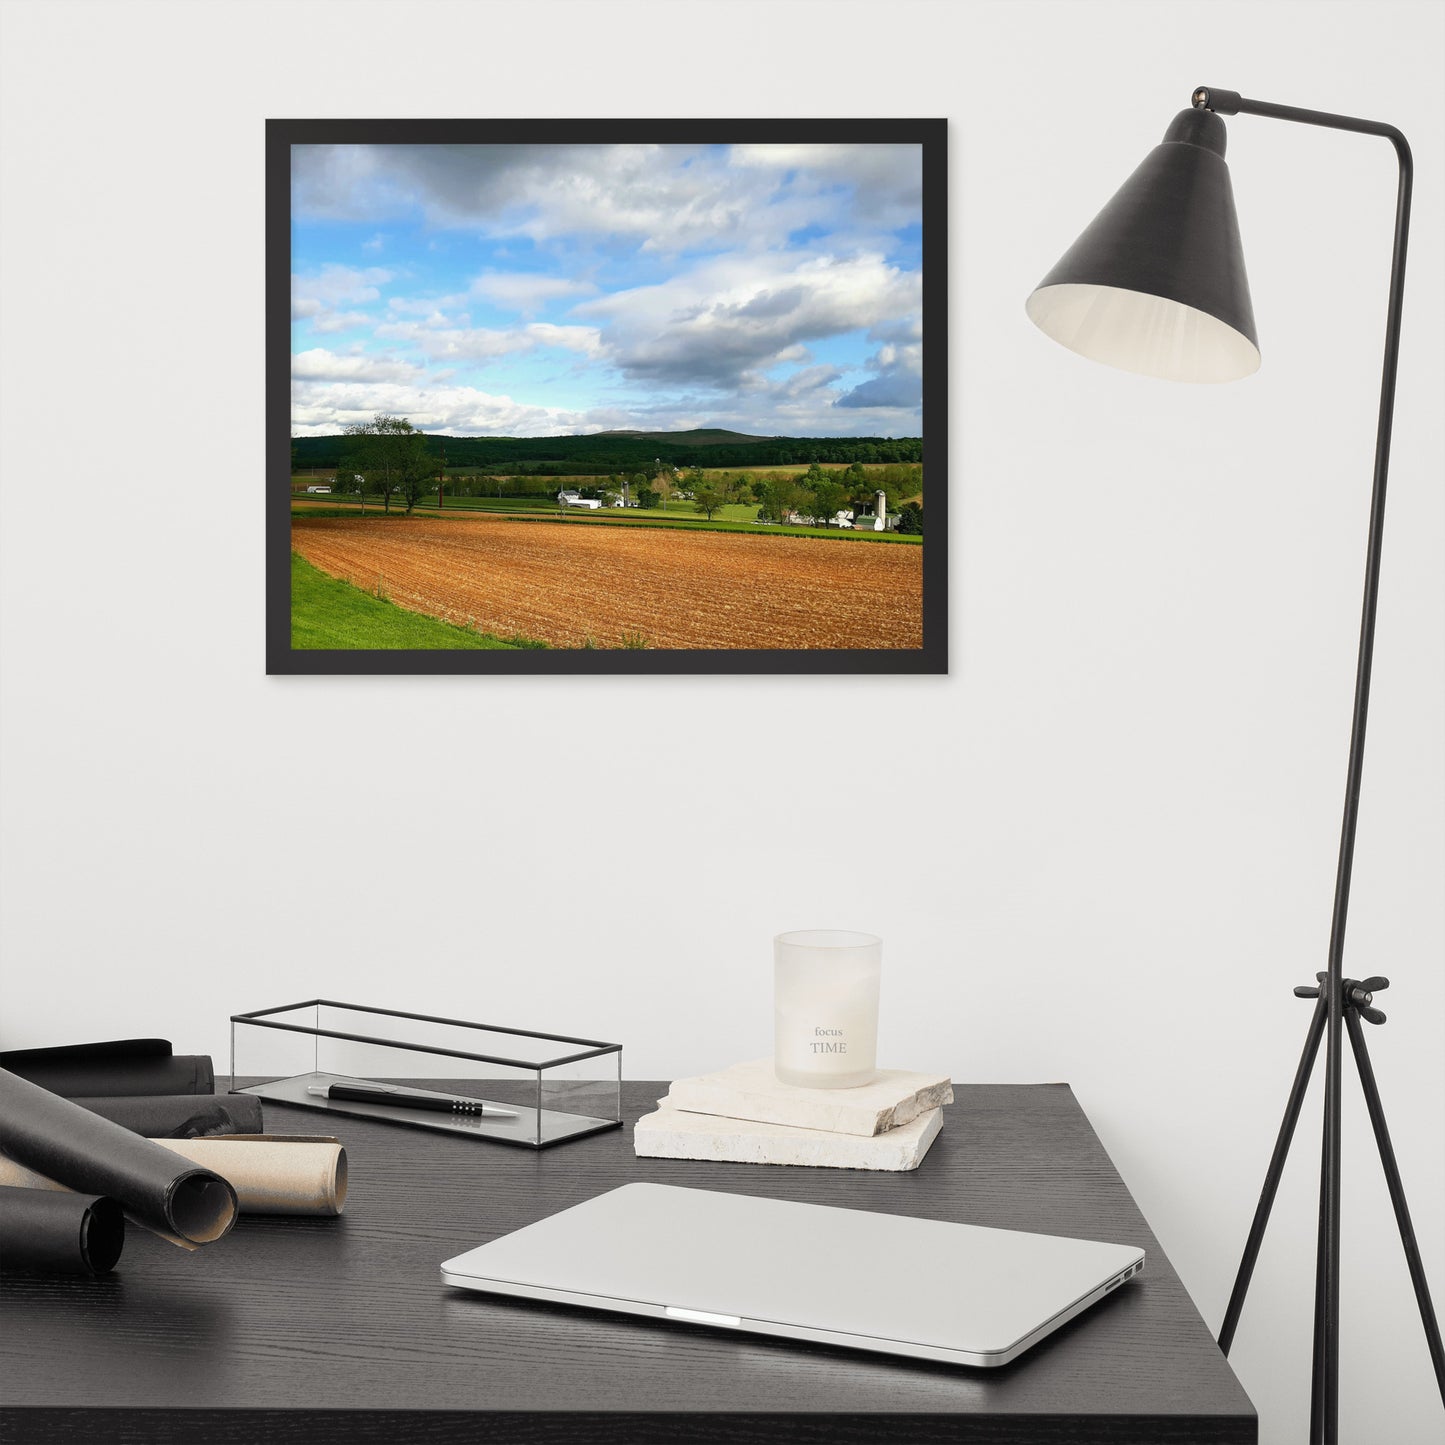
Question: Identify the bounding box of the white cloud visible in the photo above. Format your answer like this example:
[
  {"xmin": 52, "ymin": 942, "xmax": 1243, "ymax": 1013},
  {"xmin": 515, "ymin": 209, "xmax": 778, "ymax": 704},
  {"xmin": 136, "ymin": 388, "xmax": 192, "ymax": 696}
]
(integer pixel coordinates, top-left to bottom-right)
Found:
[
  {"xmin": 577, "ymin": 251, "xmax": 921, "ymax": 386},
  {"xmin": 292, "ymin": 349, "xmax": 427, "ymax": 384},
  {"xmin": 310, "ymin": 310, "xmax": 374, "ymax": 335},
  {"xmin": 292, "ymin": 264, "xmax": 395, "ymax": 332},
  {"xmin": 291, "ymin": 378, "xmax": 591, "ymax": 437},
  {"xmin": 836, "ymin": 340, "xmax": 923, "ymax": 410},
  {"xmin": 730, "ymin": 143, "xmax": 922, "ymax": 229},
  {"xmin": 292, "ymin": 142, "xmax": 912, "ymax": 253},
  {"xmin": 372, "ymin": 320, "xmax": 602, "ymax": 364},
  {"xmin": 468, "ymin": 272, "xmax": 595, "ymax": 315},
  {"xmin": 291, "ymin": 369, "xmax": 921, "ymax": 440},
  {"xmin": 292, "ymin": 263, "xmax": 393, "ymax": 308}
]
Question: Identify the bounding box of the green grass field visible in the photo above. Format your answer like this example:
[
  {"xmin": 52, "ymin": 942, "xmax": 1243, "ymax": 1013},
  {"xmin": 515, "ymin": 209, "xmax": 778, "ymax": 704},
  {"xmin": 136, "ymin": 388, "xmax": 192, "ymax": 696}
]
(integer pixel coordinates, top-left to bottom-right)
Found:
[
  {"xmin": 501, "ymin": 513, "xmax": 923, "ymax": 543},
  {"xmin": 290, "ymin": 553, "xmax": 544, "ymax": 650},
  {"xmin": 293, "ymin": 504, "xmax": 921, "ymax": 543}
]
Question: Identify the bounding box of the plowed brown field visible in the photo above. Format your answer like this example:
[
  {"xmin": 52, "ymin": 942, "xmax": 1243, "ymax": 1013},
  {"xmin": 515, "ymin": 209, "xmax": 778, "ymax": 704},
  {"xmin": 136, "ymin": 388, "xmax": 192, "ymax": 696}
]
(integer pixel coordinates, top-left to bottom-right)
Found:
[{"xmin": 292, "ymin": 515, "xmax": 922, "ymax": 650}]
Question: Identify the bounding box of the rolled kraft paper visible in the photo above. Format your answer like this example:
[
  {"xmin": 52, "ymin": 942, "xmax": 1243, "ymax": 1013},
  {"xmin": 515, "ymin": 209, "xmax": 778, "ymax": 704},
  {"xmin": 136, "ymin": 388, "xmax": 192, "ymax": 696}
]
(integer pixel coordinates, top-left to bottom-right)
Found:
[
  {"xmin": 0, "ymin": 1069, "xmax": 236, "ymax": 1249},
  {"xmin": 0, "ymin": 1184, "xmax": 125, "ymax": 1275},
  {"xmin": 74, "ymin": 1094, "xmax": 265, "ymax": 1139},
  {"xmin": 0, "ymin": 1137, "xmax": 348, "ymax": 1217},
  {"xmin": 153, "ymin": 1137, "xmax": 348, "ymax": 1216},
  {"xmin": 0, "ymin": 1041, "xmax": 213, "ymax": 1097}
]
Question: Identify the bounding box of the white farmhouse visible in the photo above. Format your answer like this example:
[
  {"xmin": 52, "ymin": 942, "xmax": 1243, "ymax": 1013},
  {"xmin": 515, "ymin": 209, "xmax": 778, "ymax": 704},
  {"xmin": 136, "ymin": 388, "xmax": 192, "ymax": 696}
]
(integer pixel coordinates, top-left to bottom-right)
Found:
[{"xmin": 558, "ymin": 489, "xmax": 603, "ymax": 510}]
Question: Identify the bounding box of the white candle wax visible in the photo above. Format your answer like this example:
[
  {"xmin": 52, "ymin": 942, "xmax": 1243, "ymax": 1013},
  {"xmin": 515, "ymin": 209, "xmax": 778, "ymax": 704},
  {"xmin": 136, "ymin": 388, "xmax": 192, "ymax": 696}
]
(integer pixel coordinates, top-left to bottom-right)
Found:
[{"xmin": 773, "ymin": 930, "xmax": 882, "ymax": 1090}]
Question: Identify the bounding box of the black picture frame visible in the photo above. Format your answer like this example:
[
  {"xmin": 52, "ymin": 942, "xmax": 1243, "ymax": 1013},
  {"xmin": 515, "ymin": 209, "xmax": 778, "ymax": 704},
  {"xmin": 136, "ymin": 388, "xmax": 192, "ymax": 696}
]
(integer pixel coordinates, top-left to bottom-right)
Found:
[{"xmin": 267, "ymin": 118, "xmax": 946, "ymax": 675}]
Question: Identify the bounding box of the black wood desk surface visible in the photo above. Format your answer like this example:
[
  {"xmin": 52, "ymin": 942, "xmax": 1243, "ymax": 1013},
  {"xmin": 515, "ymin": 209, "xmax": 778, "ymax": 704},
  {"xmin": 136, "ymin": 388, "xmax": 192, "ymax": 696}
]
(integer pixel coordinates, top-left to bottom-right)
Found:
[{"xmin": 0, "ymin": 1081, "xmax": 1255, "ymax": 1445}]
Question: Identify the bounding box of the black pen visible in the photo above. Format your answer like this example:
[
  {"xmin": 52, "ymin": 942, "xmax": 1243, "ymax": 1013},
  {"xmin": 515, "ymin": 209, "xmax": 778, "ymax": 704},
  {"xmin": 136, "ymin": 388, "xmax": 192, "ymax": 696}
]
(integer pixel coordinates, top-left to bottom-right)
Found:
[{"xmin": 307, "ymin": 1079, "xmax": 517, "ymax": 1118}]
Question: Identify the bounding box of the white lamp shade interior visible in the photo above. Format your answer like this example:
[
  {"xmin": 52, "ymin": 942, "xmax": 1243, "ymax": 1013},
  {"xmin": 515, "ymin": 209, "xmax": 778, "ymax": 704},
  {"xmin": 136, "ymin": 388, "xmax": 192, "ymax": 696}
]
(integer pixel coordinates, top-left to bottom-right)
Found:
[{"xmin": 1026, "ymin": 282, "xmax": 1261, "ymax": 384}]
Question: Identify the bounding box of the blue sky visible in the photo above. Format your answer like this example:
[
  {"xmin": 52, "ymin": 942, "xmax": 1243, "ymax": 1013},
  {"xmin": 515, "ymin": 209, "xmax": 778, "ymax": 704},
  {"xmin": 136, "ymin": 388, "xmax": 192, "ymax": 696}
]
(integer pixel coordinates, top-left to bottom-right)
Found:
[{"xmin": 291, "ymin": 142, "xmax": 923, "ymax": 438}]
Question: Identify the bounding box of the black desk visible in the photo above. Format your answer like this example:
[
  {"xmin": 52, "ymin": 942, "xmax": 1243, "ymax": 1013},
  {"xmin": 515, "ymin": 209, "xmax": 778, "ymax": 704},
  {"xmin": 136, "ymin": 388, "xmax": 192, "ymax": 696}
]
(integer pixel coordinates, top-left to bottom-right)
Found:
[{"xmin": 0, "ymin": 1082, "xmax": 1255, "ymax": 1443}]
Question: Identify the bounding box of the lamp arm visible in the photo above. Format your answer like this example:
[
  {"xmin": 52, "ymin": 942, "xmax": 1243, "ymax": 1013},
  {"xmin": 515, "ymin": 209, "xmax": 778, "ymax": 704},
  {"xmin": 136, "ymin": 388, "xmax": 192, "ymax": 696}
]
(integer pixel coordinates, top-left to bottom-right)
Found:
[{"xmin": 1195, "ymin": 85, "xmax": 1416, "ymax": 1443}]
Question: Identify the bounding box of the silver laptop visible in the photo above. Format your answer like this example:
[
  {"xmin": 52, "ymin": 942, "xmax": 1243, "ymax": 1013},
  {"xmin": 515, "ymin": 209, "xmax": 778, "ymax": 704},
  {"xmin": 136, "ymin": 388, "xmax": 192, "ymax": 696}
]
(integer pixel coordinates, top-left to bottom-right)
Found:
[{"xmin": 440, "ymin": 1183, "xmax": 1144, "ymax": 1367}]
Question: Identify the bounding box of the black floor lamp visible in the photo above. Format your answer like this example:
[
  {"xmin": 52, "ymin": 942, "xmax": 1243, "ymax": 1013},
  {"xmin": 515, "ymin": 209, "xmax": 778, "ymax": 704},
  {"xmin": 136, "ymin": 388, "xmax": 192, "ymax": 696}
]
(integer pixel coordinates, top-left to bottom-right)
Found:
[{"xmin": 1024, "ymin": 87, "xmax": 1442, "ymax": 1445}]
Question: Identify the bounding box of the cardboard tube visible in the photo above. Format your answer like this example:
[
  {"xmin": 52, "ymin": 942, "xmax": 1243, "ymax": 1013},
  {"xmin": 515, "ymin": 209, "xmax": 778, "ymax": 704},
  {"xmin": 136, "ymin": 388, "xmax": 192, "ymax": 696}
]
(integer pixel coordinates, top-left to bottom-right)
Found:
[
  {"xmin": 0, "ymin": 1136, "xmax": 348, "ymax": 1217},
  {"xmin": 152, "ymin": 1137, "xmax": 348, "ymax": 1216},
  {"xmin": 0, "ymin": 1069, "xmax": 236, "ymax": 1248}
]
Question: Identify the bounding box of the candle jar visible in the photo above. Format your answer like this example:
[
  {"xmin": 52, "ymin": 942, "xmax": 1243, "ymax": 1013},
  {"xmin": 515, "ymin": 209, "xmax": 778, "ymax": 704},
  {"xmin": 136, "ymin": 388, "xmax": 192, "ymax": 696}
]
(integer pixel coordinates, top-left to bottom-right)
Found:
[{"xmin": 773, "ymin": 930, "xmax": 882, "ymax": 1089}]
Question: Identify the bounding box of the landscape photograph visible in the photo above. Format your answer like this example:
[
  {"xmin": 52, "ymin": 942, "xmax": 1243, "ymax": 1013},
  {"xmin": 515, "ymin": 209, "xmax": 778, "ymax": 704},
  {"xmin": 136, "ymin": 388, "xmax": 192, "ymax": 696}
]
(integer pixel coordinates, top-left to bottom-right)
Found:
[{"xmin": 268, "ymin": 121, "xmax": 944, "ymax": 672}]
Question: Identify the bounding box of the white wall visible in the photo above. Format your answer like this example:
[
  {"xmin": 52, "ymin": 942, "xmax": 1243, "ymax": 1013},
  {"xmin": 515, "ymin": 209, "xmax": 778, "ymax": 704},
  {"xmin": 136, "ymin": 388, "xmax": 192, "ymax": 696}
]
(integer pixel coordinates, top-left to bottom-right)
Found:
[{"xmin": 1, "ymin": 2, "xmax": 1440, "ymax": 1440}]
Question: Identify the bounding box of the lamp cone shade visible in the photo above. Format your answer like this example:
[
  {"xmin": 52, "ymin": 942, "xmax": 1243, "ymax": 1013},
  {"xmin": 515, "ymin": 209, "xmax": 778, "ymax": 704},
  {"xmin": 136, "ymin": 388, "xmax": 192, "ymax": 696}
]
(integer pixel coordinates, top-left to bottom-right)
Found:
[{"xmin": 1027, "ymin": 108, "xmax": 1259, "ymax": 383}]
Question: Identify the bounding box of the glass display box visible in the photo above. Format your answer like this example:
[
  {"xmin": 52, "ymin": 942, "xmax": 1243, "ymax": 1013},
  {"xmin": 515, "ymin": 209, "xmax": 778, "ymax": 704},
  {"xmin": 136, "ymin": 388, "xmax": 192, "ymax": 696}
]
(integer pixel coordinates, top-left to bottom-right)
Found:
[{"xmin": 230, "ymin": 1000, "xmax": 622, "ymax": 1148}]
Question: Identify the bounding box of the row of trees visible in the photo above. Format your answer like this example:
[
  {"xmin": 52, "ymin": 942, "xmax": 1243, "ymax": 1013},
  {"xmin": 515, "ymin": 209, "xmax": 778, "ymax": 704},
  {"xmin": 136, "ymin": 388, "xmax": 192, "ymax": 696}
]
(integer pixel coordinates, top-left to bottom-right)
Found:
[
  {"xmin": 748, "ymin": 462, "xmax": 923, "ymax": 530},
  {"xmin": 578, "ymin": 461, "xmax": 924, "ymax": 524},
  {"xmin": 334, "ymin": 415, "xmax": 434, "ymax": 515},
  {"xmin": 293, "ymin": 430, "xmax": 923, "ymax": 476}
]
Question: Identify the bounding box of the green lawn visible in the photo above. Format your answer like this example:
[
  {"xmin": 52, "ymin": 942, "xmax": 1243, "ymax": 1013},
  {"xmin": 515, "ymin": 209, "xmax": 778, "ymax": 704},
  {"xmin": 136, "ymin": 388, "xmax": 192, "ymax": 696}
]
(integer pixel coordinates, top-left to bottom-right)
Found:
[
  {"xmin": 501, "ymin": 513, "xmax": 923, "ymax": 543},
  {"xmin": 291, "ymin": 504, "xmax": 921, "ymax": 543},
  {"xmin": 290, "ymin": 553, "xmax": 543, "ymax": 650}
]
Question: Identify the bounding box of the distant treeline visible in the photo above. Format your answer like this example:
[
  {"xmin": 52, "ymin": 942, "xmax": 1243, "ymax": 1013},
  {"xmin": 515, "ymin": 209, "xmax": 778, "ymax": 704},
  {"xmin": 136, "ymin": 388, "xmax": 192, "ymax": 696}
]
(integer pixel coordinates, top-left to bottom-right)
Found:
[{"xmin": 293, "ymin": 430, "xmax": 923, "ymax": 477}]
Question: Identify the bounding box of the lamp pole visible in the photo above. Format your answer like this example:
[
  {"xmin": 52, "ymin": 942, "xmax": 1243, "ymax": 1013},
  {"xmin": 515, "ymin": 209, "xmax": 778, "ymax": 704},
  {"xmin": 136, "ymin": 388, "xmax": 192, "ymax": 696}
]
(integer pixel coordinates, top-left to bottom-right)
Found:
[{"xmin": 1188, "ymin": 88, "xmax": 1435, "ymax": 1445}]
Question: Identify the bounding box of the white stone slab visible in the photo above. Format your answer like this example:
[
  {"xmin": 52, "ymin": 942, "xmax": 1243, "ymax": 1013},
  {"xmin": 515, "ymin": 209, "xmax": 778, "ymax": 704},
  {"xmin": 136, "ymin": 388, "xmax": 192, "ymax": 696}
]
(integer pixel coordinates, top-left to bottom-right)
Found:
[
  {"xmin": 633, "ymin": 1101, "xmax": 943, "ymax": 1171},
  {"xmin": 664, "ymin": 1058, "xmax": 953, "ymax": 1137}
]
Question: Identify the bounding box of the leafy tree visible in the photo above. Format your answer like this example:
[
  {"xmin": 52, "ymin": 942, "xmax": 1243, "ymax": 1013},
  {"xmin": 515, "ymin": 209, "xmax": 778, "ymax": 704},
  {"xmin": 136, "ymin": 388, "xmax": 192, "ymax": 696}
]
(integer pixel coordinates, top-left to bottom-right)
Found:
[
  {"xmin": 395, "ymin": 428, "xmax": 435, "ymax": 514},
  {"xmin": 336, "ymin": 455, "xmax": 369, "ymax": 513},
  {"xmin": 693, "ymin": 484, "xmax": 725, "ymax": 520},
  {"xmin": 897, "ymin": 502, "xmax": 924, "ymax": 535},
  {"xmin": 342, "ymin": 414, "xmax": 428, "ymax": 514},
  {"xmin": 636, "ymin": 485, "xmax": 661, "ymax": 510},
  {"xmin": 809, "ymin": 477, "xmax": 846, "ymax": 527},
  {"xmin": 754, "ymin": 475, "xmax": 805, "ymax": 524},
  {"xmin": 780, "ymin": 477, "xmax": 809, "ymax": 523}
]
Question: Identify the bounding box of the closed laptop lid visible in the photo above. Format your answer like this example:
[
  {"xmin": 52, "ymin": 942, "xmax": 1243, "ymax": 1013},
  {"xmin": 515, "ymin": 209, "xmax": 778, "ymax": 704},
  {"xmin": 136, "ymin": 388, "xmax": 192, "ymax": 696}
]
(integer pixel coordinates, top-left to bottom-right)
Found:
[{"xmin": 441, "ymin": 1182, "xmax": 1144, "ymax": 1363}]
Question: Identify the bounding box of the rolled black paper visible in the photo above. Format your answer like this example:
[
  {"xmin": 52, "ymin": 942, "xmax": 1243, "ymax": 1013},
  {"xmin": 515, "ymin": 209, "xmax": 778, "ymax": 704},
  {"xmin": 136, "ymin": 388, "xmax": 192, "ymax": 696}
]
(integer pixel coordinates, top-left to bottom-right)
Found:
[
  {"xmin": 73, "ymin": 1094, "xmax": 264, "ymax": 1139},
  {"xmin": 0, "ymin": 1040, "xmax": 213, "ymax": 1097},
  {"xmin": 0, "ymin": 1069, "xmax": 236, "ymax": 1248},
  {"xmin": 0, "ymin": 1185, "xmax": 125, "ymax": 1275}
]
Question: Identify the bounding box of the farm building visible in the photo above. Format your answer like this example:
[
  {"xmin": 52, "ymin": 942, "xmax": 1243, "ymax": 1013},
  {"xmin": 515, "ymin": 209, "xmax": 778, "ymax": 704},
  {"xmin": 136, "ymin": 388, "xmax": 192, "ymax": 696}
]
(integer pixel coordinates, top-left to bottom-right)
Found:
[
  {"xmin": 557, "ymin": 490, "xmax": 603, "ymax": 510},
  {"xmin": 852, "ymin": 490, "xmax": 901, "ymax": 532}
]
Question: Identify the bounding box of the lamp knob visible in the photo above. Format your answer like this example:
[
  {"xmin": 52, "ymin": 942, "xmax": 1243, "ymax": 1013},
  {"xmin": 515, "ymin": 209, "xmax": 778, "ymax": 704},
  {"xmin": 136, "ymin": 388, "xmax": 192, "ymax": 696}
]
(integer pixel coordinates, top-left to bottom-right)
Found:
[{"xmin": 1193, "ymin": 86, "xmax": 1243, "ymax": 115}]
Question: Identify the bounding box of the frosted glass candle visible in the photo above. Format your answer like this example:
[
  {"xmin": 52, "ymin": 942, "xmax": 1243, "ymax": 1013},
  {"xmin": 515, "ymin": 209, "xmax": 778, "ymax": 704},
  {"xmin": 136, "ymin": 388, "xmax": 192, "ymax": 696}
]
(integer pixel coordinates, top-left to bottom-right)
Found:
[{"xmin": 773, "ymin": 930, "xmax": 882, "ymax": 1089}]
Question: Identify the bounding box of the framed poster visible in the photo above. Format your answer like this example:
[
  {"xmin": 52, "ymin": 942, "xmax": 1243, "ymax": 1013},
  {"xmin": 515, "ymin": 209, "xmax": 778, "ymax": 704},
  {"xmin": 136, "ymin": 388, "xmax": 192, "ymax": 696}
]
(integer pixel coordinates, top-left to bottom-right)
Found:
[{"xmin": 267, "ymin": 119, "xmax": 945, "ymax": 674}]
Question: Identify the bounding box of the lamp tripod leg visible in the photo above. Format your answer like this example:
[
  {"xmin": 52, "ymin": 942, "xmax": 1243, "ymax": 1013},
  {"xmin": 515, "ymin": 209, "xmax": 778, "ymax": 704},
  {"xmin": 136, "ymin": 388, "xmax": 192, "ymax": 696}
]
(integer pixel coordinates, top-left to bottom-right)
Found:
[
  {"xmin": 1311, "ymin": 1082, "xmax": 1333, "ymax": 1444},
  {"xmin": 1219, "ymin": 992, "xmax": 1329, "ymax": 1355},
  {"xmin": 1321, "ymin": 980, "xmax": 1344, "ymax": 1445},
  {"xmin": 1344, "ymin": 1009, "xmax": 1445, "ymax": 1400}
]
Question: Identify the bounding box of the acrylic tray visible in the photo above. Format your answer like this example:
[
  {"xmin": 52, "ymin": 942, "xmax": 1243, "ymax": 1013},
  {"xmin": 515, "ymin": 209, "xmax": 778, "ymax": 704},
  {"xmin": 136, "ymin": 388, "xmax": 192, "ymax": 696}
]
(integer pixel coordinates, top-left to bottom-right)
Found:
[{"xmin": 230, "ymin": 1000, "xmax": 622, "ymax": 1148}]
